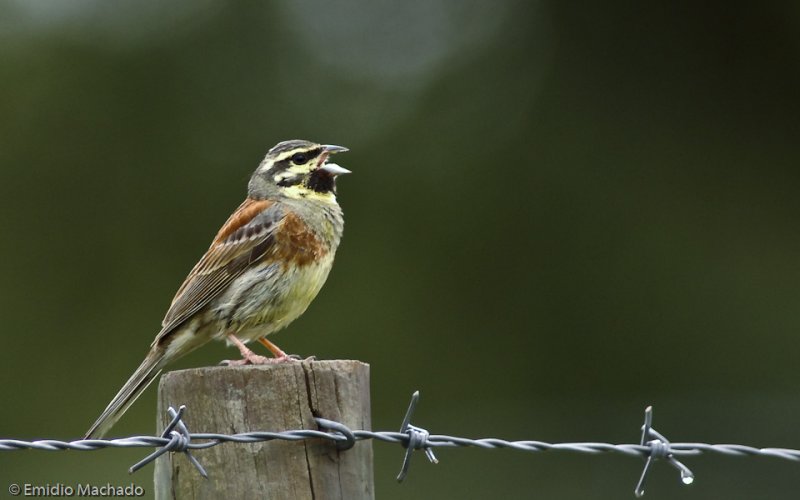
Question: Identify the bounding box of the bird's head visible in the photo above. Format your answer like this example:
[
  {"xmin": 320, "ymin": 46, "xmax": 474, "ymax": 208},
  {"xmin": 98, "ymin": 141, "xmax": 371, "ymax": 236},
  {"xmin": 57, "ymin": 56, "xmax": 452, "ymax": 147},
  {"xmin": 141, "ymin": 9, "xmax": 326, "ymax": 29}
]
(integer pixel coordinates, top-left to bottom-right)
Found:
[{"xmin": 249, "ymin": 140, "xmax": 350, "ymax": 201}]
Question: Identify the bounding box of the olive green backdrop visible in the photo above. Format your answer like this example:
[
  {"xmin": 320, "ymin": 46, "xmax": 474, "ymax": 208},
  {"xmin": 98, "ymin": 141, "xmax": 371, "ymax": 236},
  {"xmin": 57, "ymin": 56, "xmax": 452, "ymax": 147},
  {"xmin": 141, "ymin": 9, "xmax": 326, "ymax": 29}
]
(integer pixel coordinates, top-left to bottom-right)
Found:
[{"xmin": 2, "ymin": 1, "xmax": 800, "ymax": 499}]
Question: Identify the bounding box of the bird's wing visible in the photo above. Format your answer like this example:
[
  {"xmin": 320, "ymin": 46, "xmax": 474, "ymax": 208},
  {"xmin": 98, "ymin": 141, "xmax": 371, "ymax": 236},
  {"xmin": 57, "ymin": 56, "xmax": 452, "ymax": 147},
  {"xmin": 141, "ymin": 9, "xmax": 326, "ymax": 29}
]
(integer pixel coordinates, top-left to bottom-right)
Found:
[{"xmin": 152, "ymin": 198, "xmax": 284, "ymax": 345}]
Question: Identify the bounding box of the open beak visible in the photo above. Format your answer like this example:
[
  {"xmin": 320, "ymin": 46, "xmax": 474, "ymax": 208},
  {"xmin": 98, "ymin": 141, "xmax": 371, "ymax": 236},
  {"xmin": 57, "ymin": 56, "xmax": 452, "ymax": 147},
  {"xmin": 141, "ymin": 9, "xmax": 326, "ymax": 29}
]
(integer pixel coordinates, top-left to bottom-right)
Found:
[
  {"xmin": 319, "ymin": 144, "xmax": 352, "ymax": 175},
  {"xmin": 320, "ymin": 163, "xmax": 351, "ymax": 176},
  {"xmin": 322, "ymin": 144, "xmax": 349, "ymax": 154}
]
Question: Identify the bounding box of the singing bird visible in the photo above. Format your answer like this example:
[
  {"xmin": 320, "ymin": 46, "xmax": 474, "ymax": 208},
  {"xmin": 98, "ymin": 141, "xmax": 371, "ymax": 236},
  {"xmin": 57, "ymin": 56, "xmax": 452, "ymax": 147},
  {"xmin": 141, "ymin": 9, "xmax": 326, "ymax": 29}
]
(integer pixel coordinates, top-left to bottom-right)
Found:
[{"xmin": 85, "ymin": 140, "xmax": 350, "ymax": 439}]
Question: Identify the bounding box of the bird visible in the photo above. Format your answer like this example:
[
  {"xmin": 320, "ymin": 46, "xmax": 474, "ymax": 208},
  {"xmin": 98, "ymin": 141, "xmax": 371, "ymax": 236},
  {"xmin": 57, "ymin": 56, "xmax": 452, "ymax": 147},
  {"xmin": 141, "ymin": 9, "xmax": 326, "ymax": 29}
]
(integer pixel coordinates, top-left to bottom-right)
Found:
[{"xmin": 84, "ymin": 139, "xmax": 350, "ymax": 439}]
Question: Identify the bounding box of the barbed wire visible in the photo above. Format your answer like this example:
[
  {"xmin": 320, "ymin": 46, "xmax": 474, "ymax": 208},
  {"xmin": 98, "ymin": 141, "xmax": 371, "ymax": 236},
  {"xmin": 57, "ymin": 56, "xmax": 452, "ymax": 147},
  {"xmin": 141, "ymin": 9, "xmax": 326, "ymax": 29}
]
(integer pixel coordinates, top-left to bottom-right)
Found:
[{"xmin": 2, "ymin": 391, "xmax": 799, "ymax": 497}]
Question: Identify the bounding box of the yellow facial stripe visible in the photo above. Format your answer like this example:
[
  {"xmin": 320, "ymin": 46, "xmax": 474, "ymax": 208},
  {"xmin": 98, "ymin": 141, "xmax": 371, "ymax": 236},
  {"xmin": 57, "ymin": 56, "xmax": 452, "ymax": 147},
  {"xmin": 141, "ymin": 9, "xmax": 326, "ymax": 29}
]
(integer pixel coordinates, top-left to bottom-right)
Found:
[
  {"xmin": 273, "ymin": 163, "xmax": 315, "ymax": 182},
  {"xmin": 280, "ymin": 184, "xmax": 337, "ymax": 202},
  {"xmin": 274, "ymin": 146, "xmax": 320, "ymax": 163}
]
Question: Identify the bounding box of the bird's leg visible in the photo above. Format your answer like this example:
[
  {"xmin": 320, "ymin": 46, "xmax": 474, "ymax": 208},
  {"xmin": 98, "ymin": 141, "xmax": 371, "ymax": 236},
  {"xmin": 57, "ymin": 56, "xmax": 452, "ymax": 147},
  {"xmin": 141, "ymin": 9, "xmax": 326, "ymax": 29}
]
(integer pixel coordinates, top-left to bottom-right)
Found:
[
  {"xmin": 257, "ymin": 337, "xmax": 291, "ymax": 360},
  {"xmin": 258, "ymin": 337, "xmax": 302, "ymax": 361},
  {"xmin": 221, "ymin": 334, "xmax": 271, "ymax": 365}
]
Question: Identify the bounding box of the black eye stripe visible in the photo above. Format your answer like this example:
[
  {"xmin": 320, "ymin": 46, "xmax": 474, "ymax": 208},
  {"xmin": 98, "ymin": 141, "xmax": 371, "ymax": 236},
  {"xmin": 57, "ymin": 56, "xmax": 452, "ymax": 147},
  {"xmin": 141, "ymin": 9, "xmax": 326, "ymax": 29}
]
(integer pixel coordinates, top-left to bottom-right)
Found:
[
  {"xmin": 292, "ymin": 148, "xmax": 322, "ymax": 162},
  {"xmin": 269, "ymin": 148, "xmax": 323, "ymax": 175},
  {"xmin": 271, "ymin": 158, "xmax": 292, "ymax": 172}
]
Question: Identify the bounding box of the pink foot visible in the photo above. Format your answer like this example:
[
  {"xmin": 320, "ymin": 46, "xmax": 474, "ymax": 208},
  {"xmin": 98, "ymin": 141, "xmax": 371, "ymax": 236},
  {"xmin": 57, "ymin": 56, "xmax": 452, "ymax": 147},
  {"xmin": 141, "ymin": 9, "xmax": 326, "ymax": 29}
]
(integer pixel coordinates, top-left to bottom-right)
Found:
[
  {"xmin": 221, "ymin": 353, "xmax": 270, "ymax": 366},
  {"xmin": 220, "ymin": 353, "xmax": 298, "ymax": 366},
  {"xmin": 222, "ymin": 333, "xmax": 300, "ymax": 365}
]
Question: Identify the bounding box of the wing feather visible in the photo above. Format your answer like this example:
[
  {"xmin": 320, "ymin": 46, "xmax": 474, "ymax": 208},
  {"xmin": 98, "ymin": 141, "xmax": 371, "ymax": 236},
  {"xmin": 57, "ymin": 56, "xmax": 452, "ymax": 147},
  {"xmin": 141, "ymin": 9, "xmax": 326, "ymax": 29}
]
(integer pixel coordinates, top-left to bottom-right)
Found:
[{"xmin": 152, "ymin": 199, "xmax": 283, "ymax": 345}]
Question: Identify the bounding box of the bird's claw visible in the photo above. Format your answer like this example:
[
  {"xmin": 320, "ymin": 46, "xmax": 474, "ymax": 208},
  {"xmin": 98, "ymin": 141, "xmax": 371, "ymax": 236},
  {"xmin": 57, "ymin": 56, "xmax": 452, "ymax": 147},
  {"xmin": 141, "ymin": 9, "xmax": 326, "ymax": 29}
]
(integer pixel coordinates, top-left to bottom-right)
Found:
[{"xmin": 219, "ymin": 354, "xmax": 301, "ymax": 366}]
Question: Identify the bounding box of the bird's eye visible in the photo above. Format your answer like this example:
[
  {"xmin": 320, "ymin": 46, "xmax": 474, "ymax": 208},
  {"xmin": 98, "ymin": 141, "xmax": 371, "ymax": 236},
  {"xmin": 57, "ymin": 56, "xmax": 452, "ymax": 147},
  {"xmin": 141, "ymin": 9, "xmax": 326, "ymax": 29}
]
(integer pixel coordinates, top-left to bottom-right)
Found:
[{"xmin": 291, "ymin": 153, "xmax": 308, "ymax": 165}]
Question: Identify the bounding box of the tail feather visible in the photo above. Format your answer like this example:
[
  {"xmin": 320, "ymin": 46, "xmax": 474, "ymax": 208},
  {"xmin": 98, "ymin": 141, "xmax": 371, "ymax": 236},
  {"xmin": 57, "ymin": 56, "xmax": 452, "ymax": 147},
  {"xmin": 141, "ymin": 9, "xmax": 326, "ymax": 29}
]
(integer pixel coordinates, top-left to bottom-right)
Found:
[{"xmin": 84, "ymin": 348, "xmax": 169, "ymax": 439}]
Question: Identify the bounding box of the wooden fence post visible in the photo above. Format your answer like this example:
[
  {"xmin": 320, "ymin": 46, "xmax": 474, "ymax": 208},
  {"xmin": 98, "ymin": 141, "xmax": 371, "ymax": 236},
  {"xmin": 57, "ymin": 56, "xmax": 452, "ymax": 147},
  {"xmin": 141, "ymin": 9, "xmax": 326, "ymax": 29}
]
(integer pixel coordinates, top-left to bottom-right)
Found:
[{"xmin": 153, "ymin": 360, "xmax": 373, "ymax": 500}]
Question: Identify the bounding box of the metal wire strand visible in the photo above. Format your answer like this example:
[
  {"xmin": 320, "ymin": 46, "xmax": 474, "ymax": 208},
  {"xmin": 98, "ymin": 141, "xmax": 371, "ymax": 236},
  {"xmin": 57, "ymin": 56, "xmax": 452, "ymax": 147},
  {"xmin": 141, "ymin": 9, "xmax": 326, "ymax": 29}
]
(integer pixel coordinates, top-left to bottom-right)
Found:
[{"xmin": 2, "ymin": 393, "xmax": 800, "ymax": 498}]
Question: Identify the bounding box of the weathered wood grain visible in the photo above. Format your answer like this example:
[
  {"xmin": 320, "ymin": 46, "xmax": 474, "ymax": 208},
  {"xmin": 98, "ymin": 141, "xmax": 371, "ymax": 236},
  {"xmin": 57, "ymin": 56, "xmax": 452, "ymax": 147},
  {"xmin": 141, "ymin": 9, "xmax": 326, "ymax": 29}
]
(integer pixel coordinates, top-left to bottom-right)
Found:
[{"xmin": 154, "ymin": 361, "xmax": 373, "ymax": 500}]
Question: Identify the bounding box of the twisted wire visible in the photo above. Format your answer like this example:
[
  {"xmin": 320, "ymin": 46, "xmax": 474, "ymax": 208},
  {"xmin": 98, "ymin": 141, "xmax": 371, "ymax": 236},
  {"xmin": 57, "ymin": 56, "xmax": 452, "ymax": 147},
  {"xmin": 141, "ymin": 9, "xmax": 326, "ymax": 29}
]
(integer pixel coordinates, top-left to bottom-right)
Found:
[
  {"xmin": 5, "ymin": 435, "xmax": 798, "ymax": 460},
  {"xmin": 2, "ymin": 394, "xmax": 799, "ymax": 497}
]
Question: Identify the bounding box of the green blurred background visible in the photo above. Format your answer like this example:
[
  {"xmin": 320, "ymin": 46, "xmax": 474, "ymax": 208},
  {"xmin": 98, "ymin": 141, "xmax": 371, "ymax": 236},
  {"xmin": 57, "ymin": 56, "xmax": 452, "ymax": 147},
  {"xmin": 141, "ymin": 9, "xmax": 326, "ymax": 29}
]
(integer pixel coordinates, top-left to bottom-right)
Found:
[{"xmin": 2, "ymin": 1, "xmax": 800, "ymax": 498}]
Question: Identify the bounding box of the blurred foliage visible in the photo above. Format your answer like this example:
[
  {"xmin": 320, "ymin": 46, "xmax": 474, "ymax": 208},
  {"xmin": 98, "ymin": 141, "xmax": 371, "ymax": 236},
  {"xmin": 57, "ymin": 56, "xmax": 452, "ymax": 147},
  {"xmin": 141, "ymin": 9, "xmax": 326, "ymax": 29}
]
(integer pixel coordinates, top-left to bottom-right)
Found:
[{"xmin": 1, "ymin": 1, "xmax": 800, "ymax": 498}]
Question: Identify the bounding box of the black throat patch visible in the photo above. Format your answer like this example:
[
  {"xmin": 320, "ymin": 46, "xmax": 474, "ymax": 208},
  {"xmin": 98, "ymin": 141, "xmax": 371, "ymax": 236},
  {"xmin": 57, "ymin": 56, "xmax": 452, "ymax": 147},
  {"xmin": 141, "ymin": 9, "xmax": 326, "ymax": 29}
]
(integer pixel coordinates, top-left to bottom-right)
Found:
[{"xmin": 306, "ymin": 169, "xmax": 335, "ymax": 193}]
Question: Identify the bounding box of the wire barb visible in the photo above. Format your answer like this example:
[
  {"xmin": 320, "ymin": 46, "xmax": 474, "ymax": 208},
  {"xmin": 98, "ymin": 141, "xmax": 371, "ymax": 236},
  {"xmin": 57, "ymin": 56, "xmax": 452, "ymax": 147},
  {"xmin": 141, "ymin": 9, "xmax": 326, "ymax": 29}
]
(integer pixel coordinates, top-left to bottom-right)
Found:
[
  {"xmin": 4, "ymin": 395, "xmax": 800, "ymax": 496},
  {"xmin": 128, "ymin": 406, "xmax": 208, "ymax": 478},
  {"xmin": 634, "ymin": 406, "xmax": 694, "ymax": 497},
  {"xmin": 396, "ymin": 391, "xmax": 439, "ymax": 482}
]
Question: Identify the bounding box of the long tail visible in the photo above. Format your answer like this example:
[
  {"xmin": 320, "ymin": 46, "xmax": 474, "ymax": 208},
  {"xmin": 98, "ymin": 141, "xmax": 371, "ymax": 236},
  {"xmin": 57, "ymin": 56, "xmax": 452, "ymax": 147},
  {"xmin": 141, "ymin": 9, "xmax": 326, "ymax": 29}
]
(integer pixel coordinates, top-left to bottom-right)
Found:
[{"xmin": 84, "ymin": 346, "xmax": 170, "ymax": 439}]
